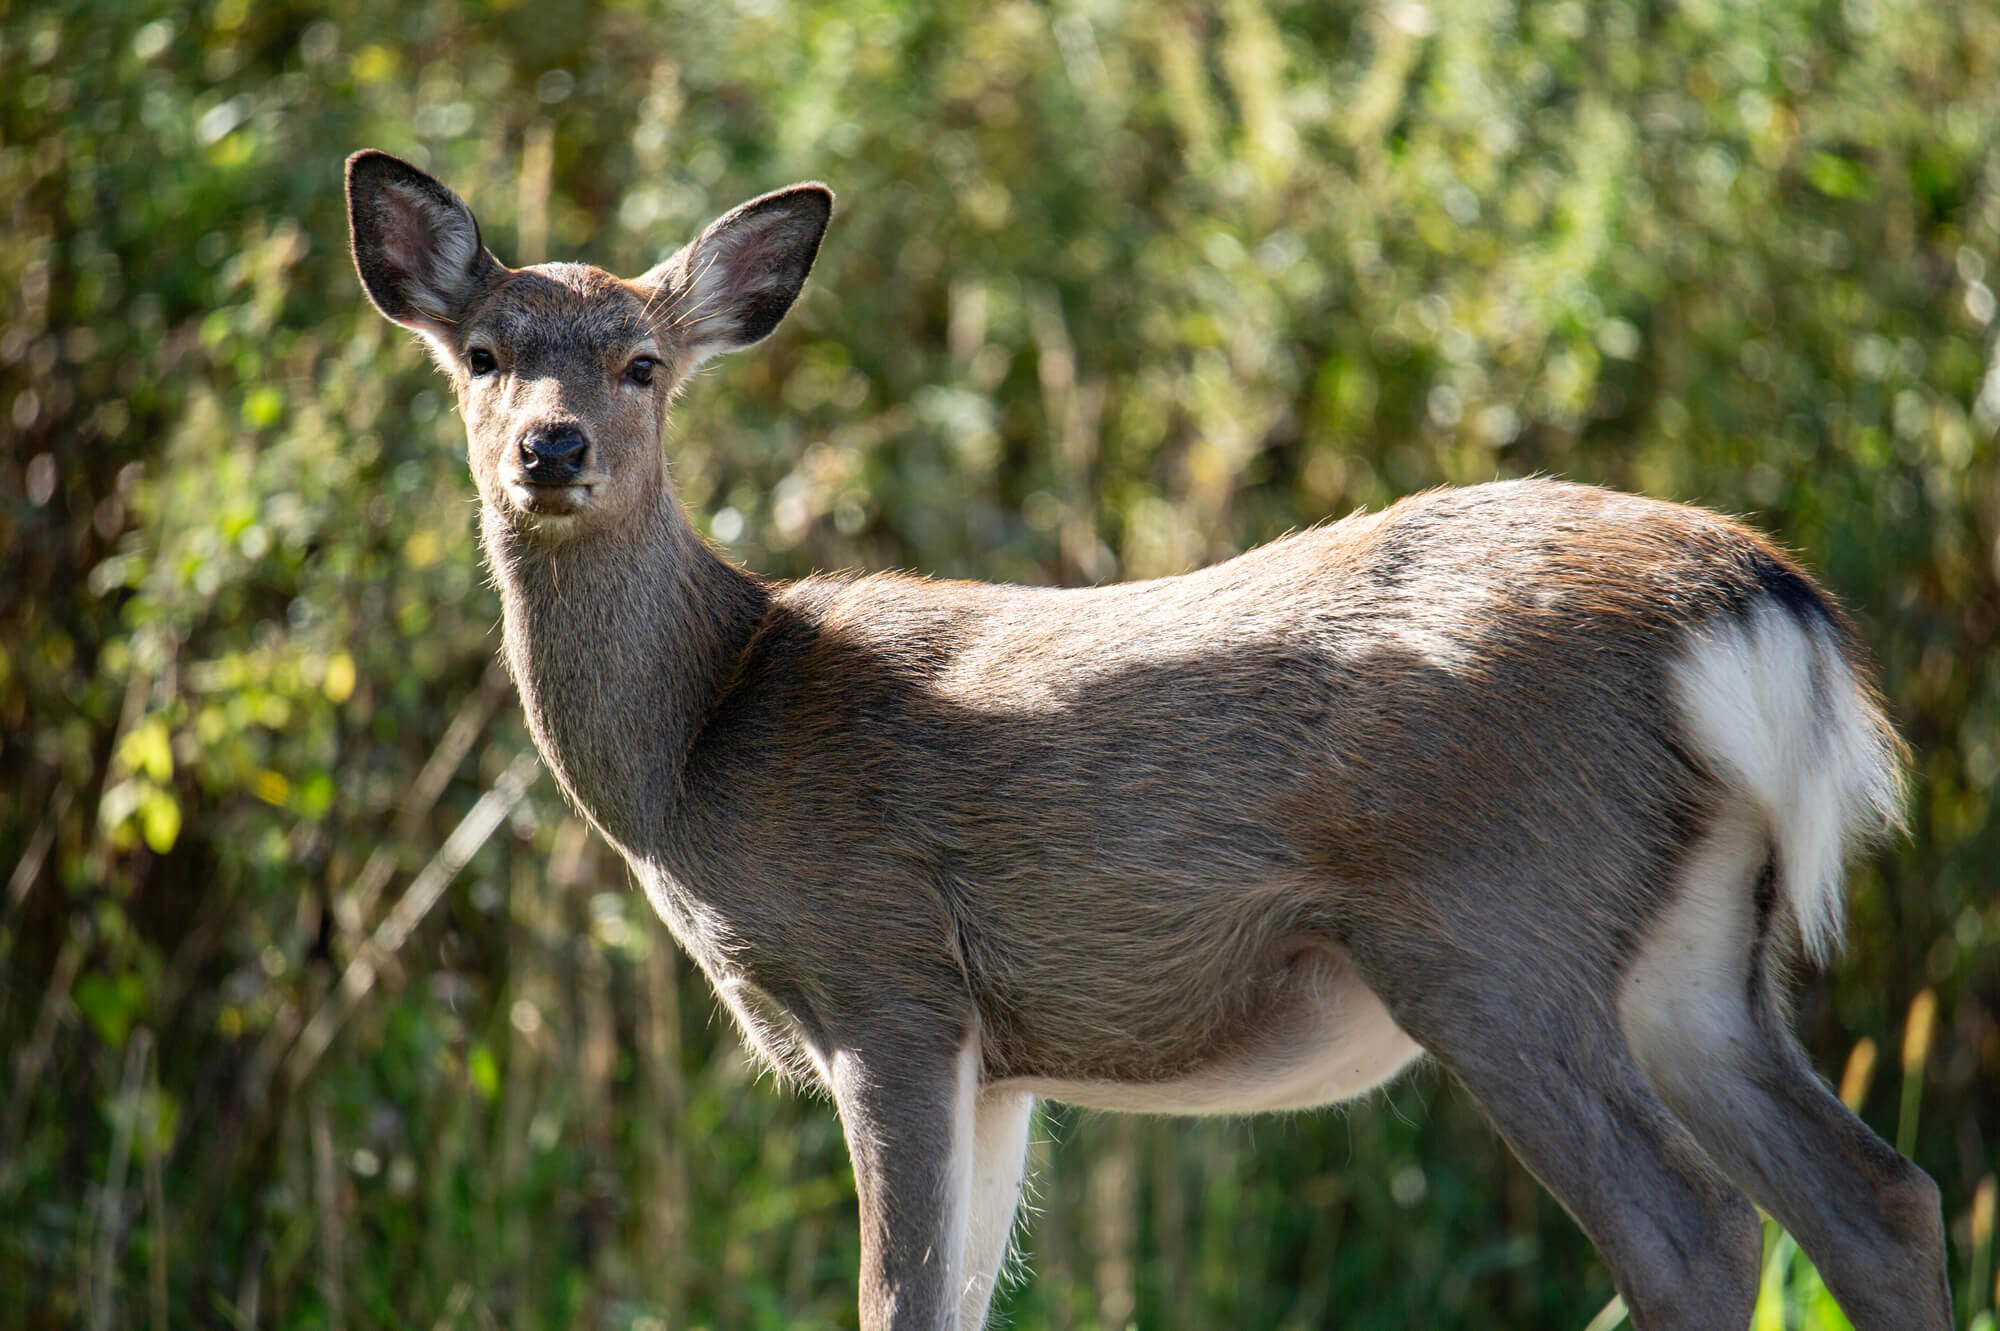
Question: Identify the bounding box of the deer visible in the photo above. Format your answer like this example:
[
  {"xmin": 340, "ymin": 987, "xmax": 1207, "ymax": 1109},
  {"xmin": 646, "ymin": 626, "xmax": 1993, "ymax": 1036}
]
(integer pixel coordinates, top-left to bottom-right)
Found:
[{"xmin": 345, "ymin": 148, "xmax": 1951, "ymax": 1330}]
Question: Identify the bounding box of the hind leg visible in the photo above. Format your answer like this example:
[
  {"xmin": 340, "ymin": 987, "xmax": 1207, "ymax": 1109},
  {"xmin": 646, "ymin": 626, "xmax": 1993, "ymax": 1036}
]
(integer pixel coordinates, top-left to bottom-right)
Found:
[
  {"xmin": 1357, "ymin": 953, "xmax": 1763, "ymax": 1331},
  {"xmin": 1620, "ymin": 818, "xmax": 1951, "ymax": 1331}
]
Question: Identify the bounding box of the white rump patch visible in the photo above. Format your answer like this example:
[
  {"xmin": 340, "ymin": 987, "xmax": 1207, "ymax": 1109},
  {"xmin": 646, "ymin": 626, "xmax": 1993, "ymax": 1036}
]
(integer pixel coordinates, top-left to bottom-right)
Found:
[
  {"xmin": 1669, "ymin": 603, "xmax": 1906, "ymax": 963},
  {"xmin": 1619, "ymin": 808, "xmax": 1765, "ymax": 1089}
]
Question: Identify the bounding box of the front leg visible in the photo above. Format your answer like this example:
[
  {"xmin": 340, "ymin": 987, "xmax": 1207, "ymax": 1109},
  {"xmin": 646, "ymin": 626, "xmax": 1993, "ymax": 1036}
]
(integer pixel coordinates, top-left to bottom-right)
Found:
[
  {"xmin": 831, "ymin": 1029, "xmax": 984, "ymax": 1330},
  {"xmin": 960, "ymin": 1088, "xmax": 1034, "ymax": 1329}
]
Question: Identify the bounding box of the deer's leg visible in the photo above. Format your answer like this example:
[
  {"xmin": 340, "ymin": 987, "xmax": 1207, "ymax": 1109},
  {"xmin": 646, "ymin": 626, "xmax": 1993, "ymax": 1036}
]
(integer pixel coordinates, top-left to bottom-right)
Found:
[
  {"xmin": 830, "ymin": 1031, "xmax": 981, "ymax": 1331},
  {"xmin": 1364, "ymin": 961, "xmax": 1761, "ymax": 1331},
  {"xmin": 1621, "ymin": 824, "xmax": 1952, "ymax": 1331},
  {"xmin": 959, "ymin": 1089, "xmax": 1034, "ymax": 1330},
  {"xmin": 1649, "ymin": 1011, "xmax": 1951, "ymax": 1331}
]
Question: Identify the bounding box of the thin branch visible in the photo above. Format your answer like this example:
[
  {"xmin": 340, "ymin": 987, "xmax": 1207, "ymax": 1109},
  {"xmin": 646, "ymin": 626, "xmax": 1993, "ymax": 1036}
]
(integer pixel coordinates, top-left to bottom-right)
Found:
[
  {"xmin": 285, "ymin": 750, "xmax": 541, "ymax": 1089},
  {"xmin": 333, "ymin": 660, "xmax": 511, "ymax": 944},
  {"xmin": 146, "ymin": 1082, "xmax": 168, "ymax": 1331},
  {"xmin": 430, "ymin": 1282, "xmax": 473, "ymax": 1331},
  {"xmin": 311, "ymin": 1099, "xmax": 344, "ymax": 1331},
  {"xmin": 89, "ymin": 1029, "xmax": 154, "ymax": 1331},
  {"xmin": 1, "ymin": 924, "xmax": 87, "ymax": 1168},
  {"xmin": 6, "ymin": 781, "xmax": 71, "ymax": 912}
]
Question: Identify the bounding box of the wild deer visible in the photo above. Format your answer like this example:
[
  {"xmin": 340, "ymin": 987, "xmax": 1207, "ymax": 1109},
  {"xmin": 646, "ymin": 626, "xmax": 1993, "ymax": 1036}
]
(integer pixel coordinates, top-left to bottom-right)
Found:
[{"xmin": 346, "ymin": 149, "xmax": 1950, "ymax": 1330}]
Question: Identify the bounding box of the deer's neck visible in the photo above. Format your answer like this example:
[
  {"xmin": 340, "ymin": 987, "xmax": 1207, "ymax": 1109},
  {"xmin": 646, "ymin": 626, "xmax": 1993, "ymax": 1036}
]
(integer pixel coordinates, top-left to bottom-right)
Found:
[{"xmin": 483, "ymin": 492, "xmax": 768, "ymax": 856}]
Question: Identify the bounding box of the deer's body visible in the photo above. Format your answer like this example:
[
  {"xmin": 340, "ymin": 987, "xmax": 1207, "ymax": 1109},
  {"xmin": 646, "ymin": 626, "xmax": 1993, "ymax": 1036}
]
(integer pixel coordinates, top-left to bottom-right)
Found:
[
  {"xmin": 349, "ymin": 151, "xmax": 1952, "ymax": 1331},
  {"xmin": 513, "ymin": 481, "xmax": 1812, "ymax": 1099}
]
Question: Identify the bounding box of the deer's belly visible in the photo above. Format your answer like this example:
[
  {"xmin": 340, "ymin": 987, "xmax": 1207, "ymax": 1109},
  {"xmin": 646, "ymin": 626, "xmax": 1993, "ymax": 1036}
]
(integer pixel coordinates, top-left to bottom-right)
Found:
[{"xmin": 992, "ymin": 960, "xmax": 1423, "ymax": 1115}]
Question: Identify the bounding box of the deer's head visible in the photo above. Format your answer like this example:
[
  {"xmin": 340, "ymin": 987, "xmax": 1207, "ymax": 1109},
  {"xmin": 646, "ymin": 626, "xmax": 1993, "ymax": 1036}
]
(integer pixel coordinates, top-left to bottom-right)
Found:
[{"xmin": 346, "ymin": 150, "xmax": 831, "ymax": 541}]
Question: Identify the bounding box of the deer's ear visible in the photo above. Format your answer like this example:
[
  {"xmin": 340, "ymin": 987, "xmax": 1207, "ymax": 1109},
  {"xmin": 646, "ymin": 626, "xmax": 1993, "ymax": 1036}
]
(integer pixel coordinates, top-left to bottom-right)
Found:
[
  {"xmin": 639, "ymin": 183, "xmax": 832, "ymax": 368},
  {"xmin": 346, "ymin": 150, "xmax": 504, "ymax": 346}
]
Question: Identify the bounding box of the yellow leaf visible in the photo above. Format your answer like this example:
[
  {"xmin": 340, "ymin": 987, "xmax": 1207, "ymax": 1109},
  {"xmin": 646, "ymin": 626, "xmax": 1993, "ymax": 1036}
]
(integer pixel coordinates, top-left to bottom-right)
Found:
[
  {"xmin": 139, "ymin": 786, "xmax": 181, "ymax": 853},
  {"xmin": 351, "ymin": 43, "xmax": 398, "ymax": 85},
  {"xmin": 323, "ymin": 651, "xmax": 356, "ymax": 705},
  {"xmin": 118, "ymin": 717, "xmax": 174, "ymax": 783},
  {"xmin": 403, "ymin": 529, "xmax": 442, "ymax": 570},
  {"xmin": 252, "ymin": 769, "xmax": 291, "ymax": 805}
]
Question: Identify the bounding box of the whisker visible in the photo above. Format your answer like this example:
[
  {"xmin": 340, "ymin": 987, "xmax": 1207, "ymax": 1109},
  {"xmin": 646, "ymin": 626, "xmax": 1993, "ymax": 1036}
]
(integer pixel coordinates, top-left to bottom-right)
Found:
[
  {"xmin": 671, "ymin": 306, "xmax": 733, "ymax": 333},
  {"xmin": 638, "ymin": 271, "xmax": 676, "ymax": 326},
  {"xmin": 663, "ymin": 251, "xmax": 726, "ymax": 328}
]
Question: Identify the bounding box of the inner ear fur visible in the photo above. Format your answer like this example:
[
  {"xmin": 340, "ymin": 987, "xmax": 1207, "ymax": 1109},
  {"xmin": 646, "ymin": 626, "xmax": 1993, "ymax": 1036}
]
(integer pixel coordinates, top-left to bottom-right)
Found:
[
  {"xmin": 346, "ymin": 150, "xmax": 505, "ymax": 342},
  {"xmin": 641, "ymin": 183, "xmax": 833, "ymax": 364}
]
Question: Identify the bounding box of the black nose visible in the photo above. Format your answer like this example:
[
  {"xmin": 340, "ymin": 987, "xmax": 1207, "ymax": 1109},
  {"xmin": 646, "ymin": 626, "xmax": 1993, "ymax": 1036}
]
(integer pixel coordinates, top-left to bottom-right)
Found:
[{"xmin": 519, "ymin": 424, "xmax": 589, "ymax": 484}]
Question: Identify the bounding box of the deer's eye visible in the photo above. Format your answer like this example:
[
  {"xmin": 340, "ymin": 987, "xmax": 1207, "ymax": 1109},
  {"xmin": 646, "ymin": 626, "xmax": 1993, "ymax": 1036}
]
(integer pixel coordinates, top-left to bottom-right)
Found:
[
  {"xmin": 625, "ymin": 356, "xmax": 656, "ymax": 387},
  {"xmin": 467, "ymin": 348, "xmax": 498, "ymax": 377}
]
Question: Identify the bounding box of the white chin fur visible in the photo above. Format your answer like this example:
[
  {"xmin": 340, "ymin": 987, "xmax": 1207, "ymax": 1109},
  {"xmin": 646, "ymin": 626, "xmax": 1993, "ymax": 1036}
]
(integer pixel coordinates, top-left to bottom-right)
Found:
[{"xmin": 504, "ymin": 481, "xmax": 592, "ymax": 521}]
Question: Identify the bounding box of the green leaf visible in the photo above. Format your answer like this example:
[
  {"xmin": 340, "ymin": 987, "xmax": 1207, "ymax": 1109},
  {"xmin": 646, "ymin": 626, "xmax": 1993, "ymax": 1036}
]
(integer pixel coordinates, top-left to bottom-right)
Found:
[
  {"xmin": 294, "ymin": 768, "xmax": 335, "ymax": 820},
  {"xmin": 73, "ymin": 972, "xmax": 145, "ymax": 1049},
  {"xmin": 1807, "ymin": 151, "xmax": 1871, "ymax": 200},
  {"xmin": 241, "ymin": 385, "xmax": 286, "ymax": 428},
  {"xmin": 468, "ymin": 1042, "xmax": 500, "ymax": 1100},
  {"xmin": 137, "ymin": 1088, "xmax": 181, "ymax": 1160}
]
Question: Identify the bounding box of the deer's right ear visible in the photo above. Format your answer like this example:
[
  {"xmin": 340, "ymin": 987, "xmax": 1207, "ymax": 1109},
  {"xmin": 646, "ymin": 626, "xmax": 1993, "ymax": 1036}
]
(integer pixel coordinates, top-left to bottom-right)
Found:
[{"xmin": 346, "ymin": 150, "xmax": 503, "ymax": 347}]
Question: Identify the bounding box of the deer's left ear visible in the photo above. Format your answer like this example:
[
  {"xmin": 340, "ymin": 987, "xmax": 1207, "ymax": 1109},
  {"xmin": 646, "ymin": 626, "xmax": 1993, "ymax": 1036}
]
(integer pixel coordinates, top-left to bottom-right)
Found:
[
  {"xmin": 347, "ymin": 150, "xmax": 507, "ymax": 349},
  {"xmin": 637, "ymin": 183, "xmax": 833, "ymax": 369}
]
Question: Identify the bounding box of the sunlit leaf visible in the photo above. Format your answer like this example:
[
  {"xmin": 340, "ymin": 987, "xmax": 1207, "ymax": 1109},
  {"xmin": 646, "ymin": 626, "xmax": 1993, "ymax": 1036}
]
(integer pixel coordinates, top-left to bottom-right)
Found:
[{"xmin": 139, "ymin": 786, "xmax": 181, "ymax": 853}]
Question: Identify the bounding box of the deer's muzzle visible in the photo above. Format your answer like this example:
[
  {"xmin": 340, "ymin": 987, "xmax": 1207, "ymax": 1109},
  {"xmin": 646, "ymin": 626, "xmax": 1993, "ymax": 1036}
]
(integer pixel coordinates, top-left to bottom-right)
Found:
[{"xmin": 519, "ymin": 424, "xmax": 590, "ymax": 485}]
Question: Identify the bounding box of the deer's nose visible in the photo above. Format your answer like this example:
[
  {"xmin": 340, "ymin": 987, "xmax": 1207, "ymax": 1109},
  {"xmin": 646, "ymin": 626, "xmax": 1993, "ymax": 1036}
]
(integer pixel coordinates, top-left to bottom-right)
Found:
[{"xmin": 519, "ymin": 425, "xmax": 589, "ymax": 484}]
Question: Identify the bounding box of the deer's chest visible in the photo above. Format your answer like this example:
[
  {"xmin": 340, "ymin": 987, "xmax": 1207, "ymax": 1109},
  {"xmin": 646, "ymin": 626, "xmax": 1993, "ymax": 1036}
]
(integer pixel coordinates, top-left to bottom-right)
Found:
[{"xmin": 633, "ymin": 864, "xmax": 833, "ymax": 1086}]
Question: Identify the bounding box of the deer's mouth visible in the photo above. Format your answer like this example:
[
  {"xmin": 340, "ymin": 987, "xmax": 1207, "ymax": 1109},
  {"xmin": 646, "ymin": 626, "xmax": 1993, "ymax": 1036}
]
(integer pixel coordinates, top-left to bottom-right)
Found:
[{"xmin": 504, "ymin": 478, "xmax": 593, "ymax": 518}]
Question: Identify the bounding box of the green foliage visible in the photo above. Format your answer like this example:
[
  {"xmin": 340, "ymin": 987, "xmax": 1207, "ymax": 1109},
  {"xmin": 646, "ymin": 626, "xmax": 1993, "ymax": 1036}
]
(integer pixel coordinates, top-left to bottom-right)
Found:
[{"xmin": 2, "ymin": 0, "xmax": 1996, "ymax": 1327}]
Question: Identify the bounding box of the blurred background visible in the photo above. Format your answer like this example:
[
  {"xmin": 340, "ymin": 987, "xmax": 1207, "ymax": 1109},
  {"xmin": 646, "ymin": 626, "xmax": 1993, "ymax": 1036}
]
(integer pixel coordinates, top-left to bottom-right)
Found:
[{"xmin": 2, "ymin": 0, "xmax": 1997, "ymax": 1327}]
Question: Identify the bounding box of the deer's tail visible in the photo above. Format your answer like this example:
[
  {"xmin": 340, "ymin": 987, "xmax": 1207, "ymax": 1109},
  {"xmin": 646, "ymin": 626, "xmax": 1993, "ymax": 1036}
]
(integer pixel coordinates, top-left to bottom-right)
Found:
[{"xmin": 1669, "ymin": 575, "xmax": 1907, "ymax": 964}]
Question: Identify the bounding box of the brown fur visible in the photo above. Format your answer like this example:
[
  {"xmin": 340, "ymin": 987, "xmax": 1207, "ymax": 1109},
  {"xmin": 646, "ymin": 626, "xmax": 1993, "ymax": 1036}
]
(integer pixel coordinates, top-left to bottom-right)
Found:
[{"xmin": 347, "ymin": 150, "xmax": 1950, "ymax": 1331}]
